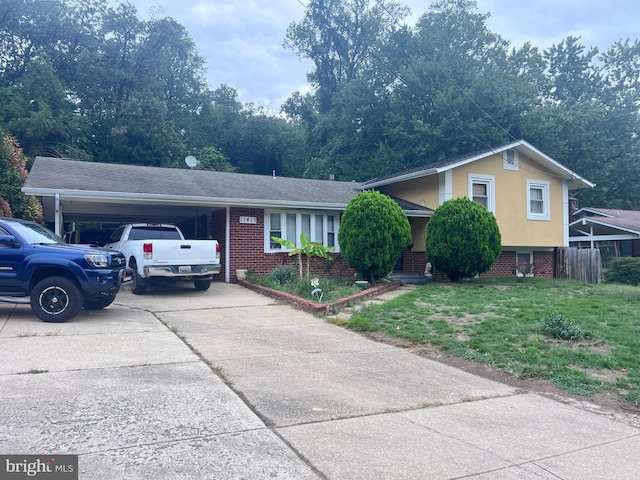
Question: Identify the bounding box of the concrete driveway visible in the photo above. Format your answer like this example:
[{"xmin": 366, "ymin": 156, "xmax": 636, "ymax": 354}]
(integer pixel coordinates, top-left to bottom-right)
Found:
[{"xmin": 1, "ymin": 282, "xmax": 639, "ymax": 479}]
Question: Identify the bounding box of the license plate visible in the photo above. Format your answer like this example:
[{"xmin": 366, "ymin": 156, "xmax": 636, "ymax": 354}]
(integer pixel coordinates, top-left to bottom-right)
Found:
[{"xmin": 179, "ymin": 265, "xmax": 191, "ymax": 273}]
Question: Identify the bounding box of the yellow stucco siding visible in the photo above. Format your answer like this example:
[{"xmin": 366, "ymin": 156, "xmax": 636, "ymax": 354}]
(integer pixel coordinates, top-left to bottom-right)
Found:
[
  {"xmin": 410, "ymin": 217, "xmax": 428, "ymax": 252},
  {"xmin": 381, "ymin": 175, "xmax": 439, "ymax": 209},
  {"xmin": 452, "ymin": 153, "xmax": 564, "ymax": 247},
  {"xmin": 379, "ymin": 151, "xmax": 567, "ymax": 250}
]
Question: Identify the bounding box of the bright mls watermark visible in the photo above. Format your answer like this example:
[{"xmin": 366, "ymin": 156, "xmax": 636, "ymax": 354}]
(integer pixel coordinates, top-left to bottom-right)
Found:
[{"xmin": 1, "ymin": 455, "xmax": 78, "ymax": 479}]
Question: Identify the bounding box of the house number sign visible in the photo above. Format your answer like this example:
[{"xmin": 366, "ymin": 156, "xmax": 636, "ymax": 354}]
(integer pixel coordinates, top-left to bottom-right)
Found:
[{"xmin": 239, "ymin": 216, "xmax": 257, "ymax": 224}]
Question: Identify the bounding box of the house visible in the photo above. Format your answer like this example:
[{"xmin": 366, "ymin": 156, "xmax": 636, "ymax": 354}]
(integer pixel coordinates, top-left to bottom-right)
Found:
[
  {"xmin": 569, "ymin": 207, "xmax": 640, "ymax": 266},
  {"xmin": 22, "ymin": 139, "xmax": 593, "ymax": 281}
]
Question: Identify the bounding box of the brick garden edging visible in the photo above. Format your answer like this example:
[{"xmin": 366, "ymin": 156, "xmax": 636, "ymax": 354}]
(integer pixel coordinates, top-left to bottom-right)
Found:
[{"xmin": 236, "ymin": 279, "xmax": 403, "ymax": 315}]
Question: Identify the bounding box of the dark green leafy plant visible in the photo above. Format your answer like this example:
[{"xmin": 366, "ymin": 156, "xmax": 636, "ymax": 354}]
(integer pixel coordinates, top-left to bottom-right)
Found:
[
  {"xmin": 338, "ymin": 191, "xmax": 412, "ymax": 282},
  {"xmin": 266, "ymin": 265, "xmax": 296, "ymax": 286},
  {"xmin": 605, "ymin": 257, "xmax": 640, "ymax": 286},
  {"xmin": 538, "ymin": 311, "xmax": 585, "ymax": 341},
  {"xmin": 425, "ymin": 197, "xmax": 502, "ymax": 281}
]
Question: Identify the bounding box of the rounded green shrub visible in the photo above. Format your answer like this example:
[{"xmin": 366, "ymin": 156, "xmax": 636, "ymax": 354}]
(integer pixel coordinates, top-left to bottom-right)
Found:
[
  {"xmin": 605, "ymin": 257, "xmax": 640, "ymax": 286},
  {"xmin": 338, "ymin": 191, "xmax": 412, "ymax": 282},
  {"xmin": 425, "ymin": 197, "xmax": 502, "ymax": 281}
]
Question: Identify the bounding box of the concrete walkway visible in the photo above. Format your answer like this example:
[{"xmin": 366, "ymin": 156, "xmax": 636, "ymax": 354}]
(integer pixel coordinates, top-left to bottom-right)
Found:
[{"xmin": 1, "ymin": 282, "xmax": 638, "ymax": 479}]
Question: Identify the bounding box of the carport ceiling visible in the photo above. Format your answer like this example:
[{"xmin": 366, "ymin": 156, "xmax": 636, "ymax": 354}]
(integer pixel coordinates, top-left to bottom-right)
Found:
[{"xmin": 42, "ymin": 196, "xmax": 222, "ymax": 224}]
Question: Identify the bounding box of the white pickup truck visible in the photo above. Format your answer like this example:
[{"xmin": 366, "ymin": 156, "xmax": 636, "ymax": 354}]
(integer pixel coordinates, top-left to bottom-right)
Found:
[{"xmin": 105, "ymin": 223, "xmax": 221, "ymax": 294}]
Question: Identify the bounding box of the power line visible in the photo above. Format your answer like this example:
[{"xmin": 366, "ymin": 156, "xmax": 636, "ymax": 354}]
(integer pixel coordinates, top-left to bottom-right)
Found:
[
  {"xmin": 374, "ymin": 0, "xmax": 519, "ymax": 144},
  {"xmin": 291, "ymin": 0, "xmax": 573, "ymax": 180}
]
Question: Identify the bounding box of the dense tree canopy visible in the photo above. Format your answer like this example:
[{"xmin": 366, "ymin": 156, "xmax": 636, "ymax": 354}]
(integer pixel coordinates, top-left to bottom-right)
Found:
[{"xmin": 0, "ymin": 0, "xmax": 639, "ymax": 215}]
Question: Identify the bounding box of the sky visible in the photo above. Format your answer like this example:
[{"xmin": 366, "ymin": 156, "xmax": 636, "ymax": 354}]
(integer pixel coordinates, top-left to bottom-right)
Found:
[{"xmin": 118, "ymin": 0, "xmax": 640, "ymax": 111}]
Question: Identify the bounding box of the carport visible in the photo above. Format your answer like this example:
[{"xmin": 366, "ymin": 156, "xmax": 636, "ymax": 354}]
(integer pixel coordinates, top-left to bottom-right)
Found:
[{"xmin": 22, "ymin": 158, "xmax": 242, "ymax": 281}]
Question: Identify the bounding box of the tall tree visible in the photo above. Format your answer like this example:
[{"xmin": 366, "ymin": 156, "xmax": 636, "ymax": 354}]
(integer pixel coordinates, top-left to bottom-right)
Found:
[
  {"xmin": 523, "ymin": 37, "xmax": 640, "ymax": 208},
  {"xmin": 284, "ymin": 0, "xmax": 409, "ymax": 113}
]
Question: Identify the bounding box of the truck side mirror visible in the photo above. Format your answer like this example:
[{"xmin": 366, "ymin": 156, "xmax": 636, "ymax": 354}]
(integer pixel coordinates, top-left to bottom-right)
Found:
[{"xmin": 0, "ymin": 235, "xmax": 20, "ymax": 248}]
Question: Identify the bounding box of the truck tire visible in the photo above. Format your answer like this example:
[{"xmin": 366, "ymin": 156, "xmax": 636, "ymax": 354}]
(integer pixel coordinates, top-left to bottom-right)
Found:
[
  {"xmin": 193, "ymin": 279, "xmax": 211, "ymax": 291},
  {"xmin": 30, "ymin": 276, "xmax": 83, "ymax": 323},
  {"xmin": 84, "ymin": 295, "xmax": 116, "ymax": 310},
  {"xmin": 130, "ymin": 259, "xmax": 147, "ymax": 295}
]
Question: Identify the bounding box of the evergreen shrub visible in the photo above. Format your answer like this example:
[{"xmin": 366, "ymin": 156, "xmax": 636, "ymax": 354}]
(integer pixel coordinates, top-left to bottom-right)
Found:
[
  {"xmin": 338, "ymin": 191, "xmax": 412, "ymax": 282},
  {"xmin": 425, "ymin": 197, "xmax": 502, "ymax": 281}
]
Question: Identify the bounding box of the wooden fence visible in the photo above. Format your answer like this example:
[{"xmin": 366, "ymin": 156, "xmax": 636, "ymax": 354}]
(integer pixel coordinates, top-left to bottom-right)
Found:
[{"xmin": 555, "ymin": 247, "xmax": 602, "ymax": 284}]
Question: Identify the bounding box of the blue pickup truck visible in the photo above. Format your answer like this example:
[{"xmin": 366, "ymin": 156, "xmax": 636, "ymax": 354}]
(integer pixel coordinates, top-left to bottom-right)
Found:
[{"xmin": 0, "ymin": 217, "xmax": 131, "ymax": 322}]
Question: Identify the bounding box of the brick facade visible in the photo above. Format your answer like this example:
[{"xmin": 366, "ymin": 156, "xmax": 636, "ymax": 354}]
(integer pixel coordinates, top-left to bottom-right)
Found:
[
  {"xmin": 214, "ymin": 207, "xmax": 557, "ymax": 281},
  {"xmin": 225, "ymin": 207, "xmax": 356, "ymax": 281}
]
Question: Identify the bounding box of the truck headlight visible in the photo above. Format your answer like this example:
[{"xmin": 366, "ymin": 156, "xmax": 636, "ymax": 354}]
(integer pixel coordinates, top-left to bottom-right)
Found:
[{"xmin": 85, "ymin": 254, "xmax": 109, "ymax": 268}]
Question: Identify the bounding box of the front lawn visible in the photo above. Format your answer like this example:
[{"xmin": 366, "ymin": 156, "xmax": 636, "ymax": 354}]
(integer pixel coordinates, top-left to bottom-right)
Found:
[{"xmin": 337, "ymin": 277, "xmax": 640, "ymax": 408}]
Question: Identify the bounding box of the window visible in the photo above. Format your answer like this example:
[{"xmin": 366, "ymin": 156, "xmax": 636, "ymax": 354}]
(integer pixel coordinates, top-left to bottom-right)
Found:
[
  {"xmin": 266, "ymin": 211, "xmax": 339, "ymax": 252},
  {"xmin": 503, "ymin": 149, "xmax": 519, "ymax": 171},
  {"xmin": 472, "ymin": 183, "xmax": 488, "ymax": 208},
  {"xmin": 269, "ymin": 213, "xmax": 282, "ymax": 249},
  {"xmin": 468, "ymin": 174, "xmax": 495, "ymax": 214},
  {"xmin": 527, "ymin": 180, "xmax": 550, "ymax": 220},
  {"xmin": 516, "ymin": 252, "xmax": 533, "ymax": 276}
]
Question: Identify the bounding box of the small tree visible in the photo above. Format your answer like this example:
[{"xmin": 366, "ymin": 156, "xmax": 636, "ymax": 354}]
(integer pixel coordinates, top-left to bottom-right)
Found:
[
  {"xmin": 271, "ymin": 232, "xmax": 334, "ymax": 277},
  {"xmin": 425, "ymin": 197, "xmax": 502, "ymax": 281},
  {"xmin": 338, "ymin": 190, "xmax": 412, "ymax": 282}
]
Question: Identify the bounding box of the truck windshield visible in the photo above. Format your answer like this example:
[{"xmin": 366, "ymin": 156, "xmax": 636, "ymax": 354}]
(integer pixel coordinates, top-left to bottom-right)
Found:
[
  {"xmin": 11, "ymin": 222, "xmax": 63, "ymax": 245},
  {"xmin": 128, "ymin": 227, "xmax": 182, "ymax": 240}
]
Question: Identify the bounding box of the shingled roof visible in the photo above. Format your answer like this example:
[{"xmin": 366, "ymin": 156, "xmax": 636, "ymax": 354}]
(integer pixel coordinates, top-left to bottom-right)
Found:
[
  {"xmin": 25, "ymin": 157, "xmax": 360, "ymax": 207},
  {"xmin": 24, "ymin": 157, "xmax": 431, "ymax": 214}
]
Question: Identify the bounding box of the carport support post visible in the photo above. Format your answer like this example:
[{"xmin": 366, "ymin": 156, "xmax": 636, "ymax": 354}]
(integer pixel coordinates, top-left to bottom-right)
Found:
[
  {"xmin": 54, "ymin": 193, "xmax": 63, "ymax": 235},
  {"xmin": 225, "ymin": 206, "xmax": 231, "ymax": 283}
]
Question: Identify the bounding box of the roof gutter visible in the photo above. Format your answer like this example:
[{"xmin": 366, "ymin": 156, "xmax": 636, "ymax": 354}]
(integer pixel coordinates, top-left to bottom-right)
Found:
[{"xmin": 22, "ymin": 187, "xmax": 352, "ymax": 211}]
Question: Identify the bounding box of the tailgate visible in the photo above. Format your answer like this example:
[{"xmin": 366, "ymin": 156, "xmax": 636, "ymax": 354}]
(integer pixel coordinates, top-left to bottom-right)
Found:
[{"xmin": 148, "ymin": 240, "xmax": 219, "ymax": 265}]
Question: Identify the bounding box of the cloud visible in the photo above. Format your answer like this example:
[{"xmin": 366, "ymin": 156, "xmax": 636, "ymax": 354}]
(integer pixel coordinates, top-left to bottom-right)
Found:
[{"xmin": 120, "ymin": 0, "xmax": 640, "ymax": 108}]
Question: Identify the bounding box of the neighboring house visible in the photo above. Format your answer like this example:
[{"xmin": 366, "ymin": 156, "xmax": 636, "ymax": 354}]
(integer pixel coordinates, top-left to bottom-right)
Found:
[
  {"xmin": 22, "ymin": 139, "xmax": 592, "ymax": 282},
  {"xmin": 569, "ymin": 207, "xmax": 640, "ymax": 266}
]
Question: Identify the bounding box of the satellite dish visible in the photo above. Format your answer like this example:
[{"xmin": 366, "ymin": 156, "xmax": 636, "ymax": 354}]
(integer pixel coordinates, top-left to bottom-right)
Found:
[{"xmin": 185, "ymin": 156, "xmax": 199, "ymax": 168}]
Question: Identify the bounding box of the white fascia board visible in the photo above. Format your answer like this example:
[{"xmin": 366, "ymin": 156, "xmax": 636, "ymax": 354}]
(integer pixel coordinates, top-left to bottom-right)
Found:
[
  {"xmin": 360, "ymin": 168, "xmax": 438, "ymax": 189},
  {"xmin": 515, "ymin": 141, "xmax": 595, "ymax": 189},
  {"xmin": 573, "ymin": 207, "xmax": 614, "ymax": 218},
  {"xmin": 570, "ymin": 234, "xmax": 639, "ymax": 242},
  {"xmin": 22, "ymin": 187, "xmax": 350, "ymax": 211},
  {"xmin": 402, "ymin": 210, "xmax": 432, "ymax": 217}
]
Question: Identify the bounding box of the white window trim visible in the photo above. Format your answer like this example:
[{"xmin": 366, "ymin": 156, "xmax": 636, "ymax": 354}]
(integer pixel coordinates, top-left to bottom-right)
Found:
[
  {"xmin": 503, "ymin": 149, "xmax": 519, "ymax": 171},
  {"xmin": 527, "ymin": 180, "xmax": 550, "ymax": 221},
  {"xmin": 468, "ymin": 174, "xmax": 495, "ymax": 214},
  {"xmin": 265, "ymin": 210, "xmax": 340, "ymax": 253}
]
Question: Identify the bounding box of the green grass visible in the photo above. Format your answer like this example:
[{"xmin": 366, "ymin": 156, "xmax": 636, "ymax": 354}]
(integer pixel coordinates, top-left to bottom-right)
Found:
[{"xmin": 341, "ymin": 277, "xmax": 640, "ymax": 406}]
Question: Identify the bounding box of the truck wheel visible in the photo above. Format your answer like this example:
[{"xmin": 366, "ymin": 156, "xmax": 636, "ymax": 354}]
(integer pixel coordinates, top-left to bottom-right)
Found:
[
  {"xmin": 84, "ymin": 295, "xmax": 116, "ymax": 310},
  {"xmin": 130, "ymin": 259, "xmax": 147, "ymax": 295},
  {"xmin": 30, "ymin": 276, "xmax": 83, "ymax": 323},
  {"xmin": 193, "ymin": 279, "xmax": 211, "ymax": 291}
]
